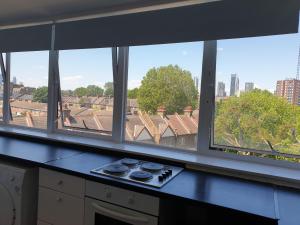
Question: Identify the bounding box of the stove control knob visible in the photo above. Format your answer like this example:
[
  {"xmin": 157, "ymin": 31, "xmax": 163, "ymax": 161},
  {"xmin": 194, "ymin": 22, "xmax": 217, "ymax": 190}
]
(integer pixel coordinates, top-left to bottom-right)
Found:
[
  {"xmin": 167, "ymin": 169, "xmax": 173, "ymax": 176},
  {"xmin": 162, "ymin": 173, "xmax": 168, "ymax": 179},
  {"xmin": 158, "ymin": 175, "xmax": 164, "ymax": 182}
]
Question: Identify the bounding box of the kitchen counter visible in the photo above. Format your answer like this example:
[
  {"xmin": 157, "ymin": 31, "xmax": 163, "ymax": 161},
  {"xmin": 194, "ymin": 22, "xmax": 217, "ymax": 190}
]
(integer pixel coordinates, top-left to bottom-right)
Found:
[{"xmin": 0, "ymin": 133, "xmax": 299, "ymax": 224}]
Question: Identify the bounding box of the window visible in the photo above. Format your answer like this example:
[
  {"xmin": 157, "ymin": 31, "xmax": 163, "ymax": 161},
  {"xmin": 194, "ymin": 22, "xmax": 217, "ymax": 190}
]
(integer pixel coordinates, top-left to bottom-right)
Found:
[
  {"xmin": 126, "ymin": 42, "xmax": 203, "ymax": 150},
  {"xmin": 57, "ymin": 48, "xmax": 114, "ymax": 136},
  {"xmin": 0, "ymin": 53, "xmax": 6, "ymax": 121},
  {"xmin": 9, "ymin": 51, "xmax": 49, "ymax": 129},
  {"xmin": 213, "ymin": 30, "xmax": 300, "ymax": 160}
]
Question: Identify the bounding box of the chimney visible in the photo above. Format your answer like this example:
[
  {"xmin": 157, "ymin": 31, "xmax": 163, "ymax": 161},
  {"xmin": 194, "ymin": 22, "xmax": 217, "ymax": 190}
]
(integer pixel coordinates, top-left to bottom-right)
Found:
[
  {"xmin": 157, "ymin": 106, "xmax": 166, "ymax": 118},
  {"xmin": 184, "ymin": 106, "xmax": 193, "ymax": 117},
  {"xmin": 63, "ymin": 104, "xmax": 71, "ymax": 120}
]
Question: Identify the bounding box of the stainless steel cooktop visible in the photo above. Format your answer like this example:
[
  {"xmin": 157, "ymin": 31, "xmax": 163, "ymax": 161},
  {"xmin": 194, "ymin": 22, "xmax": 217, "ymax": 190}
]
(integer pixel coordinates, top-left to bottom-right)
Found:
[{"xmin": 91, "ymin": 158, "xmax": 183, "ymax": 188}]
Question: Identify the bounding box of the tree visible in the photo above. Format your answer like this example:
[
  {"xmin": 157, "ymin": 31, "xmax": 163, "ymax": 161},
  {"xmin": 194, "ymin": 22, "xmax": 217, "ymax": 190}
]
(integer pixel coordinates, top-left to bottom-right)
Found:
[
  {"xmin": 104, "ymin": 82, "xmax": 114, "ymax": 96},
  {"xmin": 74, "ymin": 87, "xmax": 87, "ymax": 97},
  {"xmin": 215, "ymin": 89, "xmax": 300, "ymax": 155},
  {"xmin": 86, "ymin": 85, "xmax": 104, "ymax": 96},
  {"xmin": 137, "ymin": 65, "xmax": 198, "ymax": 114},
  {"xmin": 128, "ymin": 88, "xmax": 139, "ymax": 99},
  {"xmin": 33, "ymin": 86, "xmax": 48, "ymax": 103}
]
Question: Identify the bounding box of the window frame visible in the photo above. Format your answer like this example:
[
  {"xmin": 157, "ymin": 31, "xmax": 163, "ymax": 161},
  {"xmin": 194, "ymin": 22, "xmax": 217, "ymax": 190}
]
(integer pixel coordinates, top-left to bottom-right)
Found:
[{"xmin": 0, "ymin": 31, "xmax": 299, "ymax": 170}]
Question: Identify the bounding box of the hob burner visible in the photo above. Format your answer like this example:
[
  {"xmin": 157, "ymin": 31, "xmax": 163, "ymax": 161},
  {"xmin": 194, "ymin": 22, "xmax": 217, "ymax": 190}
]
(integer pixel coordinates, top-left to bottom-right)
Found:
[
  {"xmin": 141, "ymin": 162, "xmax": 164, "ymax": 172},
  {"xmin": 103, "ymin": 164, "xmax": 129, "ymax": 175},
  {"xmin": 121, "ymin": 158, "xmax": 139, "ymax": 166},
  {"xmin": 130, "ymin": 171, "xmax": 153, "ymax": 181}
]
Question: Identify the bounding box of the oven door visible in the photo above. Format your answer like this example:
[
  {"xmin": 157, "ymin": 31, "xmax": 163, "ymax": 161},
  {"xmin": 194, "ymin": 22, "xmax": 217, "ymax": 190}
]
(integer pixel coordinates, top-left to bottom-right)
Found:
[{"xmin": 85, "ymin": 197, "xmax": 158, "ymax": 225}]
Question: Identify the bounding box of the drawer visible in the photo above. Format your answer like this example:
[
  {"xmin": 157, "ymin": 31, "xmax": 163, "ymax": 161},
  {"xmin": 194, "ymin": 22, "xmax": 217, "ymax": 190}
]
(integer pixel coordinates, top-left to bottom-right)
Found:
[
  {"xmin": 37, "ymin": 220, "xmax": 52, "ymax": 225},
  {"xmin": 39, "ymin": 168, "xmax": 85, "ymax": 198},
  {"xmin": 86, "ymin": 180, "xmax": 159, "ymax": 216},
  {"xmin": 38, "ymin": 187, "xmax": 84, "ymax": 225}
]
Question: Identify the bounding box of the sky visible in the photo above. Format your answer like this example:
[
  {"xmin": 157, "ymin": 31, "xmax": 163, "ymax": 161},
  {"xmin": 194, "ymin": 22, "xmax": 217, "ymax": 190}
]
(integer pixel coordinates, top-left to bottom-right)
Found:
[{"xmin": 7, "ymin": 23, "xmax": 300, "ymax": 94}]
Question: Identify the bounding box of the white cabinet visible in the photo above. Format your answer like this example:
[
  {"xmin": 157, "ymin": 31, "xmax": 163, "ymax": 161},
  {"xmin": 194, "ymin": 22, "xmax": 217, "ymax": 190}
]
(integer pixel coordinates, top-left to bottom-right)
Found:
[{"xmin": 38, "ymin": 168, "xmax": 85, "ymax": 225}]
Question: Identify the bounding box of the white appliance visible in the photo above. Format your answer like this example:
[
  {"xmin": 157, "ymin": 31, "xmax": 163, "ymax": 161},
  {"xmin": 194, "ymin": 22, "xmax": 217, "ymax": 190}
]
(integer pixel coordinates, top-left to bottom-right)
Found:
[
  {"xmin": 0, "ymin": 161, "xmax": 38, "ymax": 225},
  {"xmin": 85, "ymin": 180, "xmax": 159, "ymax": 225}
]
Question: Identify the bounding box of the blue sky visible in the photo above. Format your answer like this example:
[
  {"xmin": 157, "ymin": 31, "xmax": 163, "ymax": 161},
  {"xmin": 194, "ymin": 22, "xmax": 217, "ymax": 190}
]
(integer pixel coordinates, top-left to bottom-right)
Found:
[{"xmin": 8, "ymin": 28, "xmax": 300, "ymax": 93}]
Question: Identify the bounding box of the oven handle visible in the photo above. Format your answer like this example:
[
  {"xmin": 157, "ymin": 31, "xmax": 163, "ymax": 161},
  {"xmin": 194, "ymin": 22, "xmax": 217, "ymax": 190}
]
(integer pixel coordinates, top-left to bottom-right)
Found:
[{"xmin": 91, "ymin": 202, "xmax": 149, "ymax": 224}]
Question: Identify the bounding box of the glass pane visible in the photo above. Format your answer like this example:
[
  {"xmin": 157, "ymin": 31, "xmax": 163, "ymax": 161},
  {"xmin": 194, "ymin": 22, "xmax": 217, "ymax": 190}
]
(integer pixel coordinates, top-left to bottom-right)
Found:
[
  {"xmin": 0, "ymin": 53, "xmax": 6, "ymax": 120},
  {"xmin": 214, "ymin": 30, "xmax": 300, "ymax": 158},
  {"xmin": 10, "ymin": 51, "xmax": 49, "ymax": 129},
  {"xmin": 126, "ymin": 42, "xmax": 203, "ymax": 151},
  {"xmin": 58, "ymin": 48, "xmax": 113, "ymax": 136}
]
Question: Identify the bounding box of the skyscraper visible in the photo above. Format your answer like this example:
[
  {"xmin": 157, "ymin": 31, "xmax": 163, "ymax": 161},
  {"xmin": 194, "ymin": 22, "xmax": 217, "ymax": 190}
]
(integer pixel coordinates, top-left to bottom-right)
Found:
[
  {"xmin": 230, "ymin": 74, "xmax": 239, "ymax": 96},
  {"xmin": 245, "ymin": 82, "xmax": 254, "ymax": 92},
  {"xmin": 194, "ymin": 76, "xmax": 199, "ymax": 91},
  {"xmin": 13, "ymin": 76, "xmax": 17, "ymax": 85},
  {"xmin": 217, "ymin": 81, "xmax": 226, "ymax": 97},
  {"xmin": 275, "ymin": 79, "xmax": 300, "ymax": 105}
]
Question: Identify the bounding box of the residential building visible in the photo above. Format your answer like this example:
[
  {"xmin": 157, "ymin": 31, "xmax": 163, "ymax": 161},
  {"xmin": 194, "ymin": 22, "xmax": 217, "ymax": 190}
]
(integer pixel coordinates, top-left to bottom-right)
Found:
[
  {"xmin": 230, "ymin": 74, "xmax": 239, "ymax": 96},
  {"xmin": 275, "ymin": 79, "xmax": 300, "ymax": 105},
  {"xmin": 245, "ymin": 82, "xmax": 254, "ymax": 92},
  {"xmin": 217, "ymin": 81, "xmax": 226, "ymax": 97}
]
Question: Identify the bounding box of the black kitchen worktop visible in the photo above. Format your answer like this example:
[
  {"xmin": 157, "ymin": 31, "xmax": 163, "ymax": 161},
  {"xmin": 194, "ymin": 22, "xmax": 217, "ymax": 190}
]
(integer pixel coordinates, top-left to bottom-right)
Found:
[{"xmin": 0, "ymin": 133, "xmax": 299, "ymax": 224}]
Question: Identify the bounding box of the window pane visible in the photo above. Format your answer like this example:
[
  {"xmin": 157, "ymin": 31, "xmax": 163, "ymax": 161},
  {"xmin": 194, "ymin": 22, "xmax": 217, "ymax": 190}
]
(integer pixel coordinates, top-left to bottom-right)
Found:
[
  {"xmin": 214, "ymin": 30, "xmax": 300, "ymax": 159},
  {"xmin": 10, "ymin": 51, "xmax": 49, "ymax": 129},
  {"xmin": 126, "ymin": 42, "xmax": 203, "ymax": 151},
  {"xmin": 58, "ymin": 48, "xmax": 113, "ymax": 136}
]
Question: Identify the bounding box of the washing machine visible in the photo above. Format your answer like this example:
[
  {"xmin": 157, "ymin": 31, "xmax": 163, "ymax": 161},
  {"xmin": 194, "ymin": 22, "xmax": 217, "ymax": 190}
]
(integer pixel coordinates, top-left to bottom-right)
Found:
[{"xmin": 0, "ymin": 160, "xmax": 38, "ymax": 225}]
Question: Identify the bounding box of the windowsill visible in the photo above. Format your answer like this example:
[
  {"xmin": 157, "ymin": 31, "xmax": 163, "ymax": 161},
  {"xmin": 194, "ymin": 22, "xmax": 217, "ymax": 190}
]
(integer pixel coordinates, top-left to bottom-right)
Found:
[{"xmin": 0, "ymin": 125, "xmax": 300, "ymax": 189}]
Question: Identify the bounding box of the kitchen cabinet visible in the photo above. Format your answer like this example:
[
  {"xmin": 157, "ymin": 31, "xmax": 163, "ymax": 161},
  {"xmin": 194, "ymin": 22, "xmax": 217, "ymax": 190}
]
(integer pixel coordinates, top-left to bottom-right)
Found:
[{"xmin": 37, "ymin": 168, "xmax": 85, "ymax": 225}]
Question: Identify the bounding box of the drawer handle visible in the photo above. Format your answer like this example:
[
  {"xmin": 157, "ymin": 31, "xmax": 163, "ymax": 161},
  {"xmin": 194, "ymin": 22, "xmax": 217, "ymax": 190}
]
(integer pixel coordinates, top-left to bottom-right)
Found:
[
  {"xmin": 57, "ymin": 180, "xmax": 63, "ymax": 185},
  {"xmin": 92, "ymin": 203, "xmax": 149, "ymax": 224}
]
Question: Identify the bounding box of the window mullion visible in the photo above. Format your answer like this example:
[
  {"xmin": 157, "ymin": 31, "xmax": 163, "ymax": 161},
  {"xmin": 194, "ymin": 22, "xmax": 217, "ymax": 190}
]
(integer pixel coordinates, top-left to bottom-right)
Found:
[
  {"xmin": 197, "ymin": 40, "xmax": 217, "ymax": 153},
  {"xmin": 47, "ymin": 25, "xmax": 59, "ymax": 133},
  {"xmin": 112, "ymin": 47, "xmax": 129, "ymax": 143},
  {"xmin": 3, "ymin": 53, "xmax": 11, "ymax": 124}
]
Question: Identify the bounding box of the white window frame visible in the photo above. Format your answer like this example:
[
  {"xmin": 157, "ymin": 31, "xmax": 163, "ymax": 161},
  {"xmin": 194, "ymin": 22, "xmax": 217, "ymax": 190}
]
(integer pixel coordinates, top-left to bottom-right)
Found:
[{"xmin": 0, "ymin": 26, "xmax": 299, "ymax": 182}]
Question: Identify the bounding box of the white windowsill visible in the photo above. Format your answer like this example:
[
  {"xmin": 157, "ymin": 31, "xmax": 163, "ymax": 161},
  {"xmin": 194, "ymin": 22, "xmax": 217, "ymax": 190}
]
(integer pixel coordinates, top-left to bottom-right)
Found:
[{"xmin": 0, "ymin": 125, "xmax": 300, "ymax": 189}]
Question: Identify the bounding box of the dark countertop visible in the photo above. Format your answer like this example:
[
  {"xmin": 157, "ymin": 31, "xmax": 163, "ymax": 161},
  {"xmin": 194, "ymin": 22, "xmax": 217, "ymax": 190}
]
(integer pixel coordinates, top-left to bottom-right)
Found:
[{"xmin": 0, "ymin": 134, "xmax": 299, "ymax": 222}]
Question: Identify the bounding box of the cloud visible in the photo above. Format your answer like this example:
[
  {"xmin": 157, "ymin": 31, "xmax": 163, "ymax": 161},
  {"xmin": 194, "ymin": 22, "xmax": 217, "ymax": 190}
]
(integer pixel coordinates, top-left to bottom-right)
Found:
[
  {"xmin": 182, "ymin": 50, "xmax": 188, "ymax": 56},
  {"xmin": 32, "ymin": 65, "xmax": 47, "ymax": 70},
  {"xmin": 62, "ymin": 75, "xmax": 83, "ymax": 81},
  {"xmin": 128, "ymin": 79, "xmax": 141, "ymax": 89},
  {"xmin": 217, "ymin": 47, "xmax": 224, "ymax": 52}
]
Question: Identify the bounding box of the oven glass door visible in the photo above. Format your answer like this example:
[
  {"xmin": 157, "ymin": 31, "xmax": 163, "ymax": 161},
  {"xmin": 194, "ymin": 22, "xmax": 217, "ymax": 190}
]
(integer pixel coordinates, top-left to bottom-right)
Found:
[{"xmin": 85, "ymin": 197, "xmax": 158, "ymax": 225}]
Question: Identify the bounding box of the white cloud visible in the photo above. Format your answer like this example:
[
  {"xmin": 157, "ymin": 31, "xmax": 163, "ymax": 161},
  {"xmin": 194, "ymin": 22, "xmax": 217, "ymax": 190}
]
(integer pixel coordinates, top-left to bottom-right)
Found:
[
  {"xmin": 32, "ymin": 65, "xmax": 47, "ymax": 70},
  {"xmin": 217, "ymin": 47, "xmax": 224, "ymax": 52},
  {"xmin": 182, "ymin": 50, "xmax": 188, "ymax": 56},
  {"xmin": 128, "ymin": 79, "xmax": 141, "ymax": 89},
  {"xmin": 62, "ymin": 75, "xmax": 83, "ymax": 81}
]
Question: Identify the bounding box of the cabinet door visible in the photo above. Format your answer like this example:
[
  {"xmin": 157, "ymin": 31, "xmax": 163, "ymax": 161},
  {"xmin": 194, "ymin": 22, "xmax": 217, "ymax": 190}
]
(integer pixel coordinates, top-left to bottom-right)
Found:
[{"xmin": 38, "ymin": 187, "xmax": 84, "ymax": 225}]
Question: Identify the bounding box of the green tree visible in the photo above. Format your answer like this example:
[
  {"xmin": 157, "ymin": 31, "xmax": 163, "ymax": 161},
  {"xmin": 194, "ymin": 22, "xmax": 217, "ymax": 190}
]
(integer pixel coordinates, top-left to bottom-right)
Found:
[
  {"xmin": 137, "ymin": 65, "xmax": 198, "ymax": 114},
  {"xmin": 128, "ymin": 88, "xmax": 139, "ymax": 99},
  {"xmin": 74, "ymin": 87, "xmax": 87, "ymax": 97},
  {"xmin": 215, "ymin": 89, "xmax": 300, "ymax": 155},
  {"xmin": 86, "ymin": 85, "xmax": 104, "ymax": 96},
  {"xmin": 33, "ymin": 86, "xmax": 48, "ymax": 103},
  {"xmin": 104, "ymin": 82, "xmax": 114, "ymax": 96}
]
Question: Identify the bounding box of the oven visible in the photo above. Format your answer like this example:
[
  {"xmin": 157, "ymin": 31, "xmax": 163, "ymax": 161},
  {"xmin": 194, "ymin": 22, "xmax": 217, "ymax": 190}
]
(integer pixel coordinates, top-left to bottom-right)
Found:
[
  {"xmin": 85, "ymin": 180, "xmax": 159, "ymax": 225},
  {"xmin": 85, "ymin": 197, "xmax": 158, "ymax": 225}
]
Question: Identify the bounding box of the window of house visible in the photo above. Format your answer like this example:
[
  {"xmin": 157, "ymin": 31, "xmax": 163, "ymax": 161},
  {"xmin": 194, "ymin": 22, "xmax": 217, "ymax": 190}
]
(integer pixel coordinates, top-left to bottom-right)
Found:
[
  {"xmin": 57, "ymin": 48, "xmax": 114, "ymax": 136},
  {"xmin": 9, "ymin": 51, "xmax": 49, "ymax": 129},
  {"xmin": 125, "ymin": 42, "xmax": 203, "ymax": 150},
  {"xmin": 213, "ymin": 30, "xmax": 300, "ymax": 161}
]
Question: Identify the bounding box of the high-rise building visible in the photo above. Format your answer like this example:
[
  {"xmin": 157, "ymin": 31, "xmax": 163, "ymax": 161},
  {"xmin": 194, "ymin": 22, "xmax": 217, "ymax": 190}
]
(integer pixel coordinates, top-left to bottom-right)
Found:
[
  {"xmin": 245, "ymin": 82, "xmax": 254, "ymax": 92},
  {"xmin": 12, "ymin": 76, "xmax": 17, "ymax": 85},
  {"xmin": 275, "ymin": 79, "xmax": 300, "ymax": 105},
  {"xmin": 194, "ymin": 76, "xmax": 199, "ymax": 91},
  {"xmin": 217, "ymin": 81, "xmax": 226, "ymax": 97},
  {"xmin": 230, "ymin": 74, "xmax": 239, "ymax": 96}
]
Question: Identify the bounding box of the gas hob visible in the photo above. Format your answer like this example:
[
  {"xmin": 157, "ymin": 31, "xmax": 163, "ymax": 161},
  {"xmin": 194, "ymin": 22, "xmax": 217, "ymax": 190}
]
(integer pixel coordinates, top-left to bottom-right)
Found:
[{"xmin": 91, "ymin": 158, "xmax": 183, "ymax": 188}]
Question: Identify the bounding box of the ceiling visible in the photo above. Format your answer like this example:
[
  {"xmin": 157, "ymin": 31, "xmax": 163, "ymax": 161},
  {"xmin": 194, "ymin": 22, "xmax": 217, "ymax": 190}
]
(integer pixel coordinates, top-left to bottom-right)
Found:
[{"xmin": 0, "ymin": 0, "xmax": 212, "ymax": 27}]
